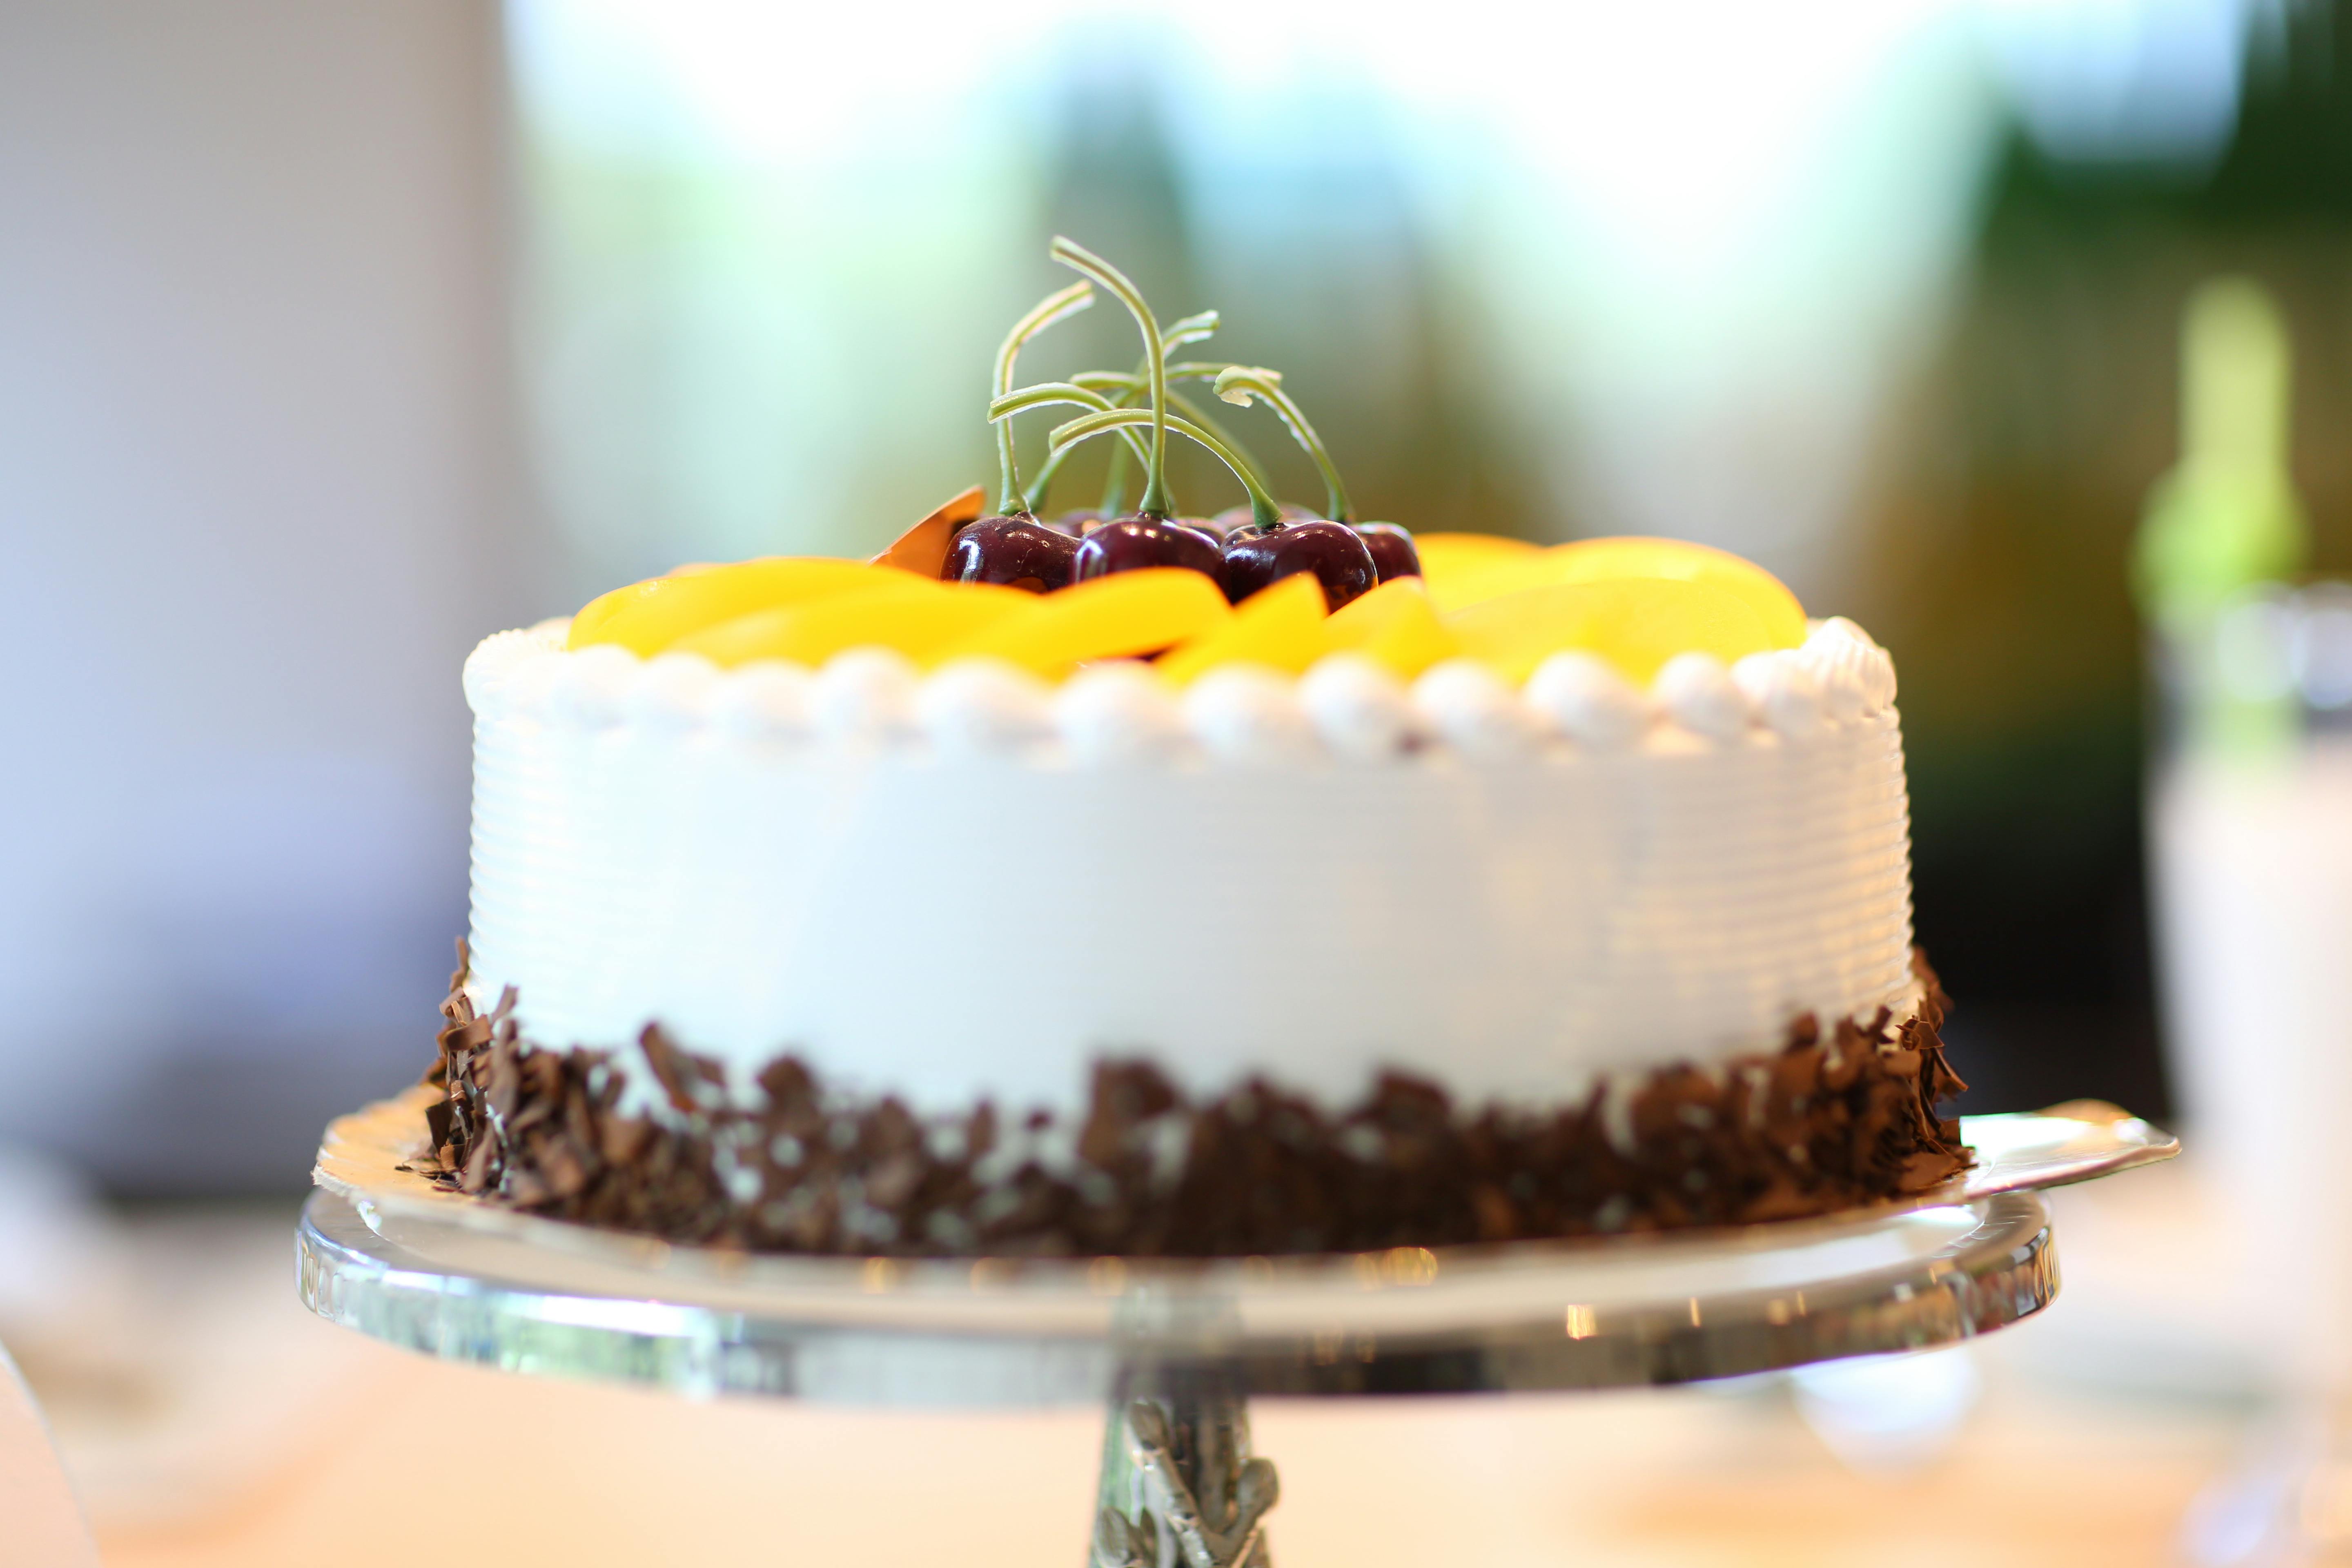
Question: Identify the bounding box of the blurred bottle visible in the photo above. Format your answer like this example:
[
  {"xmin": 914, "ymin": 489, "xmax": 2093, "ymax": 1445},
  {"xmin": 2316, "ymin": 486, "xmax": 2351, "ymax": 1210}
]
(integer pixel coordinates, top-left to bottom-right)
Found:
[{"xmin": 2136, "ymin": 278, "xmax": 2352, "ymax": 1394}]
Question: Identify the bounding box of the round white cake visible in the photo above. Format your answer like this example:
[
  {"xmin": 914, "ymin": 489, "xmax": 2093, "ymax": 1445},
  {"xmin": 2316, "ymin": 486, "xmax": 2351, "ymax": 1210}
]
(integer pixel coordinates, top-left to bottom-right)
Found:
[{"xmin": 458, "ymin": 616, "xmax": 1915, "ymax": 1124}]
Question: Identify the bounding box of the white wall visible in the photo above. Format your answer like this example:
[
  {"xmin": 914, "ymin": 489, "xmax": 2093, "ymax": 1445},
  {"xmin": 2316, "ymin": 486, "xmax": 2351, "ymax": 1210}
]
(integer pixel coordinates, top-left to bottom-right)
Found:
[{"xmin": 0, "ymin": 1, "xmax": 537, "ymax": 1188}]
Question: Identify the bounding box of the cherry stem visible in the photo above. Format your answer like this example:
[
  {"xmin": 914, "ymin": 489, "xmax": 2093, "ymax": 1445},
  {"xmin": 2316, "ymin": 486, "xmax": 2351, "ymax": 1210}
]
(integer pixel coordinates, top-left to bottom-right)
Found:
[
  {"xmin": 1026, "ymin": 313, "xmax": 1215, "ymax": 512},
  {"xmin": 1074, "ymin": 372, "xmax": 1276, "ymax": 498},
  {"xmin": 1099, "ymin": 436, "xmax": 1130, "ymax": 516},
  {"xmin": 1049, "ymin": 407, "xmax": 1281, "ymax": 530},
  {"xmin": 990, "ymin": 281, "xmax": 1094, "ymax": 516},
  {"xmin": 1214, "ymin": 367, "xmax": 1353, "ymax": 523},
  {"xmin": 1051, "ymin": 237, "xmax": 1172, "ymax": 518},
  {"xmin": 989, "ymin": 382, "xmax": 1154, "ymax": 473}
]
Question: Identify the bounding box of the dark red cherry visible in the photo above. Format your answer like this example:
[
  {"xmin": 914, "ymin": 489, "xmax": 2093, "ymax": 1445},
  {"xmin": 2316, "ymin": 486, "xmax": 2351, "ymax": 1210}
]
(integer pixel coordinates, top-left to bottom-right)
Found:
[
  {"xmin": 1071, "ymin": 514, "xmax": 1223, "ymax": 582},
  {"xmin": 1213, "ymin": 502, "xmax": 1315, "ymax": 535},
  {"xmin": 1354, "ymin": 522, "xmax": 1421, "ymax": 583},
  {"xmin": 1218, "ymin": 519, "xmax": 1379, "ymax": 610},
  {"xmin": 1050, "ymin": 509, "xmax": 1105, "ymax": 537},
  {"xmin": 1176, "ymin": 514, "xmax": 1227, "ymax": 541},
  {"xmin": 944, "ymin": 514, "xmax": 1079, "ymax": 592}
]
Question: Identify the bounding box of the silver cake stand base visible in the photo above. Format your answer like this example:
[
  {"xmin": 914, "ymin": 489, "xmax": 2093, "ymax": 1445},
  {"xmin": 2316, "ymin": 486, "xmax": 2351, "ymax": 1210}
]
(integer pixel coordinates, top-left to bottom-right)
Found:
[{"xmin": 299, "ymin": 1093, "xmax": 2173, "ymax": 1565}]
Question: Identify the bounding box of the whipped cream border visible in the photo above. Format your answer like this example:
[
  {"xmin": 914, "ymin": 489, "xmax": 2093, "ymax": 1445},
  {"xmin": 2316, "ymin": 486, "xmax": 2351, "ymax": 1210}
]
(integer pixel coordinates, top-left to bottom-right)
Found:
[{"xmin": 464, "ymin": 616, "xmax": 1898, "ymax": 768}]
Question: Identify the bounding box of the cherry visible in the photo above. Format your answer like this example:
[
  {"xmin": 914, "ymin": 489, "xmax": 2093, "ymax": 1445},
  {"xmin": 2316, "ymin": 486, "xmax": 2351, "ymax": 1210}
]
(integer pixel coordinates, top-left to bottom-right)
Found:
[
  {"xmin": 1355, "ymin": 522, "xmax": 1421, "ymax": 582},
  {"xmin": 1218, "ymin": 519, "xmax": 1379, "ymax": 610},
  {"xmin": 1213, "ymin": 502, "xmax": 1314, "ymax": 535},
  {"xmin": 1049, "ymin": 510, "xmax": 1106, "ymax": 537},
  {"xmin": 944, "ymin": 514, "xmax": 1079, "ymax": 592},
  {"xmin": 1072, "ymin": 515, "xmax": 1223, "ymax": 581}
]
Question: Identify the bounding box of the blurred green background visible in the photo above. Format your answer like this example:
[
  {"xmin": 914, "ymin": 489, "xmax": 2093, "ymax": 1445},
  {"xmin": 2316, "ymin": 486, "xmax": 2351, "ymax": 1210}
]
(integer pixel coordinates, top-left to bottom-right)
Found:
[
  {"xmin": 506, "ymin": 0, "xmax": 2352, "ymax": 1120},
  {"xmin": 8, "ymin": 0, "xmax": 2352, "ymax": 1188}
]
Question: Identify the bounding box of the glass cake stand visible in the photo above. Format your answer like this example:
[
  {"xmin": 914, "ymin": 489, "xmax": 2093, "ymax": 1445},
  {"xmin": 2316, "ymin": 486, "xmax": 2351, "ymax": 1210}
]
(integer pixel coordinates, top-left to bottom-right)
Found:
[{"xmin": 298, "ymin": 1090, "xmax": 2174, "ymax": 1566}]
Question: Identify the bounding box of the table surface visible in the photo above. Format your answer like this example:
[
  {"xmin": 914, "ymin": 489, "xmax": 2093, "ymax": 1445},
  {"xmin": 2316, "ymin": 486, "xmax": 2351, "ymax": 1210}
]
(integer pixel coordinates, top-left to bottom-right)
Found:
[{"xmin": 25, "ymin": 1156, "xmax": 2257, "ymax": 1568}]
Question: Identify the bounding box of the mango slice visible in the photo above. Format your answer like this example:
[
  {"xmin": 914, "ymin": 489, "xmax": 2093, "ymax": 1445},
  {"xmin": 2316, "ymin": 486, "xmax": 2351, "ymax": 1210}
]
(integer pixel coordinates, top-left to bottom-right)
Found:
[
  {"xmin": 674, "ymin": 581, "xmax": 1036, "ymax": 669},
  {"xmin": 1447, "ymin": 577, "xmax": 1774, "ymax": 684},
  {"xmin": 1412, "ymin": 532, "xmax": 1541, "ymax": 572},
  {"xmin": 1324, "ymin": 577, "xmax": 1460, "ymax": 679},
  {"xmin": 574, "ymin": 557, "xmax": 889, "ymax": 655},
  {"xmin": 943, "ymin": 568, "xmax": 1230, "ymax": 677},
  {"xmin": 1155, "ymin": 573, "xmax": 1330, "ymax": 686},
  {"xmin": 1429, "ymin": 536, "xmax": 1806, "ymax": 648},
  {"xmin": 871, "ymin": 484, "xmax": 987, "ymax": 579}
]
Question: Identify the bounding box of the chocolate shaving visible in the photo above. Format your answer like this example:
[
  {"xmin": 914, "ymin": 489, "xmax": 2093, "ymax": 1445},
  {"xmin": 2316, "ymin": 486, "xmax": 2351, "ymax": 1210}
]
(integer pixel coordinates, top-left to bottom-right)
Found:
[{"xmin": 414, "ymin": 942, "xmax": 1971, "ymax": 1257}]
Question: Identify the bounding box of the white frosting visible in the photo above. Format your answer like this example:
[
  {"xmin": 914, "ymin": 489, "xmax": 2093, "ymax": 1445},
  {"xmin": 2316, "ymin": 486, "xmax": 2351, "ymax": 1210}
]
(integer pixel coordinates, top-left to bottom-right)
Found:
[
  {"xmin": 1732, "ymin": 651, "xmax": 1827, "ymax": 739},
  {"xmin": 812, "ymin": 649, "xmax": 920, "ymax": 744},
  {"xmin": 712, "ymin": 661, "xmax": 817, "ymax": 745},
  {"xmin": 1525, "ymin": 652, "xmax": 1649, "ymax": 749},
  {"xmin": 1182, "ymin": 667, "xmax": 1321, "ymax": 765},
  {"xmin": 1654, "ymin": 652, "xmax": 1751, "ymax": 740},
  {"xmin": 1054, "ymin": 664, "xmax": 1188, "ymax": 765},
  {"xmin": 1801, "ymin": 616, "xmax": 1895, "ymax": 722},
  {"xmin": 1298, "ymin": 655, "xmax": 1417, "ymax": 761},
  {"xmin": 917, "ymin": 659, "xmax": 1054, "ymax": 760},
  {"xmin": 1412, "ymin": 659, "xmax": 1546, "ymax": 758},
  {"xmin": 464, "ymin": 617, "xmax": 1920, "ymax": 1119},
  {"xmin": 629, "ymin": 653, "xmax": 722, "ymax": 733}
]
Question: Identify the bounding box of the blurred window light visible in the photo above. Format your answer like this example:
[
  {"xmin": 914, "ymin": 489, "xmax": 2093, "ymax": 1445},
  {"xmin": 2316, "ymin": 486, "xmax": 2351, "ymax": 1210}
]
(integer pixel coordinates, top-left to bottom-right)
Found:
[
  {"xmin": 505, "ymin": 0, "xmax": 2023, "ymax": 592},
  {"xmin": 2214, "ymin": 589, "xmax": 2300, "ymax": 702},
  {"xmin": 1981, "ymin": 0, "xmax": 2267, "ymax": 167},
  {"xmin": 2293, "ymin": 585, "xmax": 2352, "ymax": 712}
]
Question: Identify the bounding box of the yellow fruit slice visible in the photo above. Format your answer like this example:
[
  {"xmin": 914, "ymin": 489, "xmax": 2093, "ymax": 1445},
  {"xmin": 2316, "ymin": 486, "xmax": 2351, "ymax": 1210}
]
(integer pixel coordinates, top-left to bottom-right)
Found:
[
  {"xmin": 574, "ymin": 557, "xmax": 888, "ymax": 655},
  {"xmin": 1155, "ymin": 573, "xmax": 1330, "ymax": 686},
  {"xmin": 674, "ymin": 581, "xmax": 1036, "ymax": 669},
  {"xmin": 943, "ymin": 568, "xmax": 1231, "ymax": 677},
  {"xmin": 1324, "ymin": 577, "xmax": 1460, "ymax": 679},
  {"xmin": 1412, "ymin": 532, "xmax": 1541, "ymax": 572},
  {"xmin": 1543, "ymin": 537, "xmax": 1806, "ymax": 649},
  {"xmin": 1448, "ymin": 577, "xmax": 1774, "ymax": 684},
  {"xmin": 1428, "ymin": 536, "xmax": 1806, "ymax": 648},
  {"xmin": 568, "ymin": 578, "xmax": 666, "ymax": 646}
]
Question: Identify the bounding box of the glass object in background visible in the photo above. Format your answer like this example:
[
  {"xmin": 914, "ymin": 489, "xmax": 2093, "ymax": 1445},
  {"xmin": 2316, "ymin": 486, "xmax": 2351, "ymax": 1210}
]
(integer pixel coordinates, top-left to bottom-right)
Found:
[
  {"xmin": 2151, "ymin": 585, "xmax": 2352, "ymax": 1376},
  {"xmin": 2140, "ymin": 281, "xmax": 2352, "ymax": 1562},
  {"xmin": 2139, "ymin": 278, "xmax": 2331, "ymax": 1378}
]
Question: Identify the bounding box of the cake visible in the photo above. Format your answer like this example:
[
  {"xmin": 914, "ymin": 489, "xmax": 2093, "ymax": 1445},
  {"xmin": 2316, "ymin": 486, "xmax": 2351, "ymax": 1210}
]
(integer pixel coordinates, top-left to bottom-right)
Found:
[{"xmin": 414, "ymin": 238, "xmax": 1967, "ymax": 1256}]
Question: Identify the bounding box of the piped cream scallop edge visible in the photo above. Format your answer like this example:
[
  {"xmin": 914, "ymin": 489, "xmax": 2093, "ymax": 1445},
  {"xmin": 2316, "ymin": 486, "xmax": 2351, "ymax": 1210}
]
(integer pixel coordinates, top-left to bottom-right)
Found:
[{"xmin": 463, "ymin": 617, "xmax": 1896, "ymax": 767}]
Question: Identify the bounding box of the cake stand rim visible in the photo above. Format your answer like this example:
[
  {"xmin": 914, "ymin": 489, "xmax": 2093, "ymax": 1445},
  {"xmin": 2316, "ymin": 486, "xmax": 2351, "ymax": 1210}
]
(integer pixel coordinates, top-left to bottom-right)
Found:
[
  {"xmin": 296, "ymin": 1183, "xmax": 2058, "ymax": 1401},
  {"xmin": 306, "ymin": 1086, "xmax": 2172, "ymax": 1288},
  {"xmin": 292, "ymin": 1094, "xmax": 2165, "ymax": 1404}
]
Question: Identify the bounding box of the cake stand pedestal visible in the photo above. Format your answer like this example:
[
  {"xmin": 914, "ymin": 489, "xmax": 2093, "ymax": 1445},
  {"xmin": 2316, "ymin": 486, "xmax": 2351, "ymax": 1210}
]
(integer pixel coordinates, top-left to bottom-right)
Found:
[{"xmin": 299, "ymin": 1097, "xmax": 2173, "ymax": 1565}]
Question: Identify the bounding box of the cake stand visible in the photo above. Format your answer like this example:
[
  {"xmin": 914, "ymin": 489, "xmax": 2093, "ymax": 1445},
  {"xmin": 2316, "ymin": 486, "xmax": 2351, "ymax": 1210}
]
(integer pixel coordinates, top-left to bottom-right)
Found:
[{"xmin": 299, "ymin": 1093, "xmax": 2174, "ymax": 1566}]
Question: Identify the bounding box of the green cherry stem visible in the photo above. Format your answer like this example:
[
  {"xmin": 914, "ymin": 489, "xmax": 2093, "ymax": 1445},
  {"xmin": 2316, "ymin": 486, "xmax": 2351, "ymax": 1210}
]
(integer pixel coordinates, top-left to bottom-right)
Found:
[
  {"xmin": 988, "ymin": 382, "xmax": 1153, "ymax": 469},
  {"xmin": 1214, "ymin": 366, "xmax": 1354, "ymax": 524},
  {"xmin": 1050, "ymin": 237, "xmax": 1172, "ymax": 518},
  {"xmin": 1161, "ymin": 309, "xmax": 1220, "ymax": 353},
  {"xmin": 1098, "ymin": 436, "xmax": 1131, "ymax": 516},
  {"xmin": 1074, "ymin": 372, "xmax": 1277, "ymax": 499},
  {"xmin": 1049, "ymin": 407, "xmax": 1282, "ymax": 530},
  {"xmin": 990, "ymin": 281, "xmax": 1095, "ymax": 517},
  {"xmin": 1027, "ymin": 314, "xmax": 1213, "ymax": 514}
]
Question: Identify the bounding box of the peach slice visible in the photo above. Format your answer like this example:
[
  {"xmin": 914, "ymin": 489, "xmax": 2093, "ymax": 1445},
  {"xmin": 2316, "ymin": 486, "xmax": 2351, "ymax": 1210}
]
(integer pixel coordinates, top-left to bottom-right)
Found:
[
  {"xmin": 943, "ymin": 568, "xmax": 1230, "ymax": 677},
  {"xmin": 871, "ymin": 484, "xmax": 987, "ymax": 579},
  {"xmin": 1323, "ymin": 577, "xmax": 1459, "ymax": 679},
  {"xmin": 1412, "ymin": 532, "xmax": 1541, "ymax": 572},
  {"xmin": 574, "ymin": 558, "xmax": 887, "ymax": 656},
  {"xmin": 1155, "ymin": 573, "xmax": 1330, "ymax": 686},
  {"xmin": 1543, "ymin": 537, "xmax": 1806, "ymax": 648},
  {"xmin": 1447, "ymin": 577, "xmax": 1774, "ymax": 684},
  {"xmin": 1428, "ymin": 536, "xmax": 1806, "ymax": 648},
  {"xmin": 674, "ymin": 580, "xmax": 1036, "ymax": 669}
]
